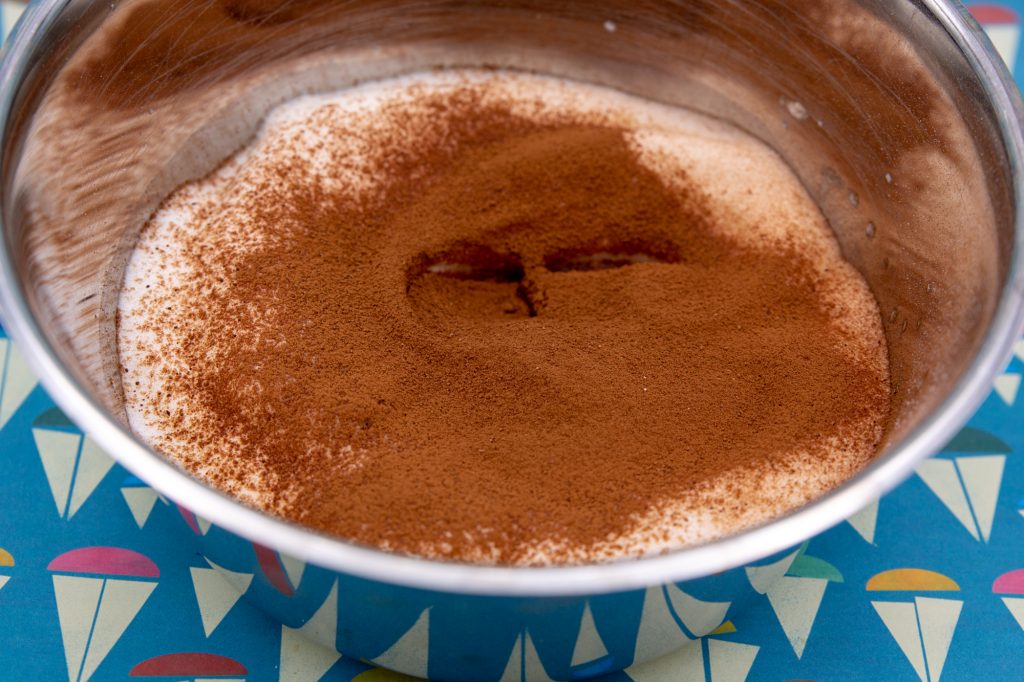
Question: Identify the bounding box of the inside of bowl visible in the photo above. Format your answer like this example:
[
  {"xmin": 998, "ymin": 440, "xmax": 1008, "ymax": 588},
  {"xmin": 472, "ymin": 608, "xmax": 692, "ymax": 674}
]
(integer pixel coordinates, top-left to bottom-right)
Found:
[{"xmin": 1, "ymin": 0, "xmax": 1012, "ymax": 479}]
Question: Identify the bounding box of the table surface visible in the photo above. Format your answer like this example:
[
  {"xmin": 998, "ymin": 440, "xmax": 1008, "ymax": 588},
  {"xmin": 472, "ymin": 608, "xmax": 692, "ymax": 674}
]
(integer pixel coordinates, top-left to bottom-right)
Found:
[{"xmin": 1, "ymin": 3, "xmax": 1023, "ymax": 681}]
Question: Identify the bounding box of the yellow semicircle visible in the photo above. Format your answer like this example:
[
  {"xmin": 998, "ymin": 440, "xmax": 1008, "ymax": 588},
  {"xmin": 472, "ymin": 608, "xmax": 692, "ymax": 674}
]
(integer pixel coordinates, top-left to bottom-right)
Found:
[
  {"xmin": 0, "ymin": 548, "xmax": 13, "ymax": 567},
  {"xmin": 866, "ymin": 568, "xmax": 959, "ymax": 591},
  {"xmin": 353, "ymin": 669, "xmax": 421, "ymax": 681}
]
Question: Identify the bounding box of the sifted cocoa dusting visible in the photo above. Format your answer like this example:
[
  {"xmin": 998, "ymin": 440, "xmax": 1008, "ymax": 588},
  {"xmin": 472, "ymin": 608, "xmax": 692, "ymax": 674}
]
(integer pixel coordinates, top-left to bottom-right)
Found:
[{"xmin": 120, "ymin": 75, "xmax": 891, "ymax": 564}]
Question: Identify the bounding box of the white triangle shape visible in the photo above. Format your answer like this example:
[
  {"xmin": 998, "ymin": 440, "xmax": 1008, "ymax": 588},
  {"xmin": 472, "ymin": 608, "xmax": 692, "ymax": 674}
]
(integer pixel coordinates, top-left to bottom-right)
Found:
[
  {"xmin": 571, "ymin": 602, "xmax": 610, "ymax": 666},
  {"xmin": 297, "ymin": 579, "xmax": 338, "ymax": 646},
  {"xmin": 80, "ymin": 578, "xmax": 157, "ymax": 681},
  {"xmin": 916, "ymin": 459, "xmax": 979, "ymax": 540},
  {"xmin": 0, "ymin": 575, "xmax": 8, "ymax": 591},
  {"xmin": 666, "ymin": 585, "xmax": 730, "ymax": 637},
  {"xmin": 708, "ymin": 639, "xmax": 759, "ymax": 682},
  {"xmin": 190, "ymin": 567, "xmax": 252, "ymax": 637},
  {"xmin": 916, "ymin": 597, "xmax": 961, "ymax": 682},
  {"xmin": 766, "ymin": 576, "xmax": 827, "ymax": 658},
  {"xmin": 985, "ymin": 24, "xmax": 1021, "ymax": 72},
  {"xmin": 53, "ymin": 574, "xmax": 103, "ymax": 682},
  {"xmin": 624, "ymin": 639, "xmax": 704, "ymax": 681},
  {"xmin": 34, "ymin": 429, "xmax": 81, "ymax": 518},
  {"xmin": 280, "ymin": 581, "xmax": 341, "ymax": 681},
  {"xmin": 1001, "ymin": 597, "xmax": 1024, "ymax": 630},
  {"xmin": 523, "ymin": 629, "xmax": 555, "ymax": 682},
  {"xmin": 956, "ymin": 455, "xmax": 1005, "ymax": 542},
  {"xmin": 279, "ymin": 627, "xmax": 341, "ymax": 682},
  {"xmin": 0, "ymin": 3, "xmax": 24, "ymax": 41},
  {"xmin": 68, "ymin": 439, "xmax": 114, "ymax": 519},
  {"xmin": 498, "ymin": 631, "xmax": 558, "ymax": 682},
  {"xmin": 994, "ymin": 373, "xmax": 1021, "ymax": 406},
  {"xmin": 633, "ymin": 586, "xmax": 691, "ymax": 665},
  {"xmin": 499, "ymin": 633, "xmax": 522, "ymax": 682},
  {"xmin": 370, "ymin": 607, "xmax": 429, "ymax": 677},
  {"xmin": 745, "ymin": 549, "xmax": 800, "ymax": 594},
  {"xmin": 847, "ymin": 499, "xmax": 879, "ymax": 543},
  {"xmin": 196, "ymin": 516, "xmax": 212, "ymax": 535},
  {"xmin": 872, "ymin": 601, "xmax": 927, "ymax": 682},
  {"xmin": 205, "ymin": 558, "xmax": 255, "ymax": 595},
  {"xmin": 0, "ymin": 340, "xmax": 37, "ymax": 430},
  {"xmin": 121, "ymin": 487, "xmax": 158, "ymax": 528},
  {"xmin": 280, "ymin": 555, "xmax": 306, "ymax": 591}
]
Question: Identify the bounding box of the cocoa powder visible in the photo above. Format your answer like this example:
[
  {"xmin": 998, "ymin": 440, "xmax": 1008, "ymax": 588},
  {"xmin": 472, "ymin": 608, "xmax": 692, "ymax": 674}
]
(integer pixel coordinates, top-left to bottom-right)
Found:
[{"xmin": 122, "ymin": 78, "xmax": 890, "ymax": 564}]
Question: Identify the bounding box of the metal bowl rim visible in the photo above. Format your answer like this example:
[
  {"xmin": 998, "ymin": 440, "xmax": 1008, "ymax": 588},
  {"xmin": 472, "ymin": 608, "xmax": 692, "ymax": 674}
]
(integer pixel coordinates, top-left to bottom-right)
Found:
[{"xmin": 0, "ymin": 0, "xmax": 1021, "ymax": 597}]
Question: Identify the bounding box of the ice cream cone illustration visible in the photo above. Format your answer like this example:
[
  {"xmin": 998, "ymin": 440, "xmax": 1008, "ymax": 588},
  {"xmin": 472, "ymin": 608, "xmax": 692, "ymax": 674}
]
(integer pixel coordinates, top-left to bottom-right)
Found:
[
  {"xmin": 48, "ymin": 546, "xmax": 160, "ymax": 682},
  {"xmin": 568, "ymin": 601, "xmax": 613, "ymax": 678},
  {"xmin": 625, "ymin": 618, "xmax": 757, "ymax": 682},
  {"xmin": 915, "ymin": 427, "xmax": 1009, "ymax": 542},
  {"xmin": 748, "ymin": 543, "xmax": 843, "ymax": 658},
  {"xmin": 279, "ymin": 580, "xmax": 341, "ymax": 681},
  {"xmin": 624, "ymin": 571, "xmax": 757, "ymax": 681},
  {"xmin": 971, "ymin": 5, "xmax": 1022, "ymax": 75},
  {"xmin": 33, "ymin": 408, "xmax": 113, "ymax": 520},
  {"xmin": 993, "ymin": 569, "xmax": 1024, "ymax": 631},
  {"xmin": 190, "ymin": 557, "xmax": 253, "ymax": 638},
  {"xmin": 867, "ymin": 568, "xmax": 962, "ymax": 682},
  {"xmin": 631, "ymin": 582, "xmax": 732, "ymax": 666},
  {"xmin": 499, "ymin": 628, "xmax": 554, "ymax": 682}
]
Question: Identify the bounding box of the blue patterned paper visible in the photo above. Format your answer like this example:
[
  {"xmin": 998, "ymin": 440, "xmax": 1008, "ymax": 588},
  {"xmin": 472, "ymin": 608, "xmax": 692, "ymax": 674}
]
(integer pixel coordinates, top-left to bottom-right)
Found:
[{"xmin": 1, "ymin": 2, "xmax": 1023, "ymax": 680}]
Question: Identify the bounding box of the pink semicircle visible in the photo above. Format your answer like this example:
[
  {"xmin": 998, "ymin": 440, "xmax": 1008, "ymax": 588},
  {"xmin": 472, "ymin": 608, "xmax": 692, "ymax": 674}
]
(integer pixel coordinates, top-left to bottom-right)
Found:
[
  {"xmin": 129, "ymin": 652, "xmax": 247, "ymax": 676},
  {"xmin": 993, "ymin": 569, "xmax": 1024, "ymax": 594},
  {"xmin": 970, "ymin": 5, "xmax": 1019, "ymax": 24},
  {"xmin": 48, "ymin": 547, "xmax": 159, "ymax": 578}
]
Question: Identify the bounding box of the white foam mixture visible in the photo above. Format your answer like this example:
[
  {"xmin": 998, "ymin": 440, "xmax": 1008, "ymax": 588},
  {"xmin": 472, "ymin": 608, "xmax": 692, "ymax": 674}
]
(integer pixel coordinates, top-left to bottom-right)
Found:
[{"xmin": 119, "ymin": 70, "xmax": 888, "ymax": 564}]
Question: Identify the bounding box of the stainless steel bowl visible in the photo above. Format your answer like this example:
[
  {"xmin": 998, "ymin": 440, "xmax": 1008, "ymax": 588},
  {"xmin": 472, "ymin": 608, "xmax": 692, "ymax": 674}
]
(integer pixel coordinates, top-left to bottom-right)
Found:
[{"xmin": 0, "ymin": 1, "xmax": 1022, "ymax": 679}]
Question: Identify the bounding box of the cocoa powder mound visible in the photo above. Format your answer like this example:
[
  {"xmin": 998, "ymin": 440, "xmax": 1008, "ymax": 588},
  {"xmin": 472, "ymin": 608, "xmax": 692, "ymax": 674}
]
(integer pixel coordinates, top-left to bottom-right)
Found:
[{"xmin": 122, "ymin": 79, "xmax": 890, "ymax": 564}]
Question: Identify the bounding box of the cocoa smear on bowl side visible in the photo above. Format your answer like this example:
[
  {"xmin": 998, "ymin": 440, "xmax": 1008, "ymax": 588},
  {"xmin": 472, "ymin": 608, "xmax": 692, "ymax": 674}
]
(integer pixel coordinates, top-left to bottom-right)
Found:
[{"xmin": 121, "ymin": 79, "xmax": 891, "ymax": 565}]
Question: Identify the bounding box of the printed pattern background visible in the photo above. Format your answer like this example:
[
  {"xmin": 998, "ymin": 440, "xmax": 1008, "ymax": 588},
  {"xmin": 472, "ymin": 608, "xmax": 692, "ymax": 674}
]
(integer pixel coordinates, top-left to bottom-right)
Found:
[{"xmin": 0, "ymin": 2, "xmax": 1023, "ymax": 680}]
